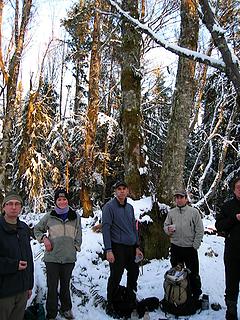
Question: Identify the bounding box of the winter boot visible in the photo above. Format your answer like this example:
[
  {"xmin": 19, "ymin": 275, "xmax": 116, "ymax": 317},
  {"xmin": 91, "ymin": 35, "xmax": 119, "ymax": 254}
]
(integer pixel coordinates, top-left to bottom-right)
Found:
[
  {"xmin": 105, "ymin": 302, "xmax": 121, "ymax": 319},
  {"xmin": 226, "ymin": 300, "xmax": 238, "ymax": 320}
]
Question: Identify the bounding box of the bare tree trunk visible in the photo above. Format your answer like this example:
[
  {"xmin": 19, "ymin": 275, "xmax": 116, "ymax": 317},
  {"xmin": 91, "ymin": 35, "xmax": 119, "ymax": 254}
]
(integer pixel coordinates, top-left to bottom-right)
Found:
[
  {"xmin": 158, "ymin": 0, "xmax": 199, "ymax": 205},
  {"xmin": 0, "ymin": 0, "xmax": 32, "ymax": 197},
  {"xmin": 140, "ymin": 202, "xmax": 170, "ymax": 260},
  {"xmin": 121, "ymin": 0, "xmax": 146, "ymax": 199},
  {"xmin": 140, "ymin": 0, "xmax": 145, "ymax": 19},
  {"xmin": 80, "ymin": 0, "xmax": 101, "ymax": 217},
  {"xmin": 101, "ymin": 49, "xmax": 114, "ymax": 204}
]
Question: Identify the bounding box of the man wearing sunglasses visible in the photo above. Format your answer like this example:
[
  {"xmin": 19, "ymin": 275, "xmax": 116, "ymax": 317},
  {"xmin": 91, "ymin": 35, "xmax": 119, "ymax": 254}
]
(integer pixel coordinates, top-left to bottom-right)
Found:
[{"xmin": 0, "ymin": 191, "xmax": 34, "ymax": 320}]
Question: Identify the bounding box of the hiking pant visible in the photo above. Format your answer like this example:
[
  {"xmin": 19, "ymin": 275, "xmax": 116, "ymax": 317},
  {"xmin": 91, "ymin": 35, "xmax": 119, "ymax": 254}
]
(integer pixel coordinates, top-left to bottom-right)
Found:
[
  {"xmin": 45, "ymin": 262, "xmax": 75, "ymax": 319},
  {"xmin": 107, "ymin": 243, "xmax": 139, "ymax": 303},
  {"xmin": 170, "ymin": 244, "xmax": 202, "ymax": 298},
  {"xmin": 224, "ymin": 252, "xmax": 240, "ymax": 303},
  {"xmin": 0, "ymin": 291, "xmax": 28, "ymax": 320}
]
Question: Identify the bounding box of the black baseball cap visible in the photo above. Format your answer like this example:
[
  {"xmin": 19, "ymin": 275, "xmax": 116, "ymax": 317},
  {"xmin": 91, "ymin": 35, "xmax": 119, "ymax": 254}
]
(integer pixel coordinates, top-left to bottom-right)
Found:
[{"xmin": 114, "ymin": 181, "xmax": 128, "ymax": 189}]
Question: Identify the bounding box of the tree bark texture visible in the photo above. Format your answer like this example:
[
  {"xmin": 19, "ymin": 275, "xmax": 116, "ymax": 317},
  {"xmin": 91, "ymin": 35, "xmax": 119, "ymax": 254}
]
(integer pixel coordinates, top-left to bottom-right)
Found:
[
  {"xmin": 121, "ymin": 0, "xmax": 145, "ymax": 199},
  {"xmin": 158, "ymin": 0, "xmax": 199, "ymax": 205},
  {"xmin": 0, "ymin": 0, "xmax": 32, "ymax": 197},
  {"xmin": 140, "ymin": 202, "xmax": 170, "ymax": 260},
  {"xmin": 80, "ymin": 0, "xmax": 101, "ymax": 217}
]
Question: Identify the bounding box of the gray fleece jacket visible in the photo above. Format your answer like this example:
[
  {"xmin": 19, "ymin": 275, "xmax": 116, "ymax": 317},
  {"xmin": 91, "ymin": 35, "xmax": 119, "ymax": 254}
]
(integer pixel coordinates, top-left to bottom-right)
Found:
[{"xmin": 164, "ymin": 205, "xmax": 204, "ymax": 250}]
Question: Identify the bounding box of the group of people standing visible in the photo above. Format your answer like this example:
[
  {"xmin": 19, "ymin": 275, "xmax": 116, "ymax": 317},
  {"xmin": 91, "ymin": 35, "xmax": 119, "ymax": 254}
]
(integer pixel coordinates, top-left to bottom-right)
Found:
[
  {"xmin": 0, "ymin": 178, "xmax": 240, "ymax": 320},
  {"xmin": 101, "ymin": 182, "xmax": 204, "ymax": 318},
  {"xmin": 0, "ymin": 188, "xmax": 81, "ymax": 320},
  {"xmin": 102, "ymin": 179, "xmax": 240, "ymax": 320}
]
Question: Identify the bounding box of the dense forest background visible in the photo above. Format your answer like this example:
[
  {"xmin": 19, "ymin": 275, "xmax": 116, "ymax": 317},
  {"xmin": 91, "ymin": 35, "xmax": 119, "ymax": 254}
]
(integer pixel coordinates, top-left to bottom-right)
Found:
[{"xmin": 0, "ymin": 0, "xmax": 239, "ymax": 220}]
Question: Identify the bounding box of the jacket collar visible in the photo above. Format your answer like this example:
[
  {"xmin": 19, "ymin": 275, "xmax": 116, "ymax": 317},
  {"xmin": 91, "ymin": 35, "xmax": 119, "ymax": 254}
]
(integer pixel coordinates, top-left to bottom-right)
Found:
[
  {"xmin": 50, "ymin": 207, "xmax": 77, "ymax": 220},
  {"xmin": 115, "ymin": 197, "xmax": 127, "ymax": 207},
  {"xmin": 176, "ymin": 204, "xmax": 188, "ymax": 212},
  {"xmin": 0, "ymin": 216, "xmax": 23, "ymax": 233}
]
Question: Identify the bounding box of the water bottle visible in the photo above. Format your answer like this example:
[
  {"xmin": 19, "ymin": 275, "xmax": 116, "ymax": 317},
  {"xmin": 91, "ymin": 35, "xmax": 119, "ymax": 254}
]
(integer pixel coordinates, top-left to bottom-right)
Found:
[{"xmin": 201, "ymin": 294, "xmax": 209, "ymax": 310}]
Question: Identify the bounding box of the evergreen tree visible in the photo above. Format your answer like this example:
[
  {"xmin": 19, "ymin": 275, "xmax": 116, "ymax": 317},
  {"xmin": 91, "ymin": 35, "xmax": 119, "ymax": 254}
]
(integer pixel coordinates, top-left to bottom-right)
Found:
[{"xmin": 15, "ymin": 80, "xmax": 57, "ymax": 211}]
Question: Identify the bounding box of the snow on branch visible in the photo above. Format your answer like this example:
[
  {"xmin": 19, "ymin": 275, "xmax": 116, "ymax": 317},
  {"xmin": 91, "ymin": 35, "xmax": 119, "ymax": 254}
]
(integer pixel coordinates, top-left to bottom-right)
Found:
[
  {"xmin": 198, "ymin": 0, "xmax": 240, "ymax": 92},
  {"xmin": 106, "ymin": 0, "xmax": 225, "ymax": 71}
]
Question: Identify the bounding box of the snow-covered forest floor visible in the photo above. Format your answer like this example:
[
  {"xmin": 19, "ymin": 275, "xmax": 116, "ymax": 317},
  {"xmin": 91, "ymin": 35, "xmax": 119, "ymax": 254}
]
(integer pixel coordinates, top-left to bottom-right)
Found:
[{"xmin": 26, "ymin": 197, "xmax": 238, "ymax": 320}]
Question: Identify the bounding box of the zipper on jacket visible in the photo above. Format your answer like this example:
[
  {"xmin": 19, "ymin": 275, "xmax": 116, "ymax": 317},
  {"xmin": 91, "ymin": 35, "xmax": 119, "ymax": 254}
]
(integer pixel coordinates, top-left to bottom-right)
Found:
[{"xmin": 16, "ymin": 231, "xmax": 25, "ymax": 291}]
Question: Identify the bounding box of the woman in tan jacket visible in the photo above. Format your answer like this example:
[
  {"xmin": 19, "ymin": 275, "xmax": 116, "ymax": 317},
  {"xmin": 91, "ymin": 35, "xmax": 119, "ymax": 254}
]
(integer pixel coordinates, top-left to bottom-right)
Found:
[{"xmin": 34, "ymin": 188, "xmax": 82, "ymax": 320}]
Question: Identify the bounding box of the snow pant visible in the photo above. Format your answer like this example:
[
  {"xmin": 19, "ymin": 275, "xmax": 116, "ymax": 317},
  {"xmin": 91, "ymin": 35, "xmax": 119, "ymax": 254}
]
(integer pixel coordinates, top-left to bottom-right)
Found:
[
  {"xmin": 0, "ymin": 291, "xmax": 28, "ymax": 320},
  {"xmin": 45, "ymin": 262, "xmax": 75, "ymax": 319},
  {"xmin": 170, "ymin": 243, "xmax": 202, "ymax": 299},
  {"xmin": 224, "ymin": 251, "xmax": 240, "ymax": 304},
  {"xmin": 107, "ymin": 243, "xmax": 139, "ymax": 303}
]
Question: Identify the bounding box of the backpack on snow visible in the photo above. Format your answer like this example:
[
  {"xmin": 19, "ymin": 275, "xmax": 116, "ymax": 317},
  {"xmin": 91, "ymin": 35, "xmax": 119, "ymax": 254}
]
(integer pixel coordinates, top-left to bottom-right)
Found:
[
  {"xmin": 24, "ymin": 303, "xmax": 46, "ymax": 320},
  {"xmin": 137, "ymin": 297, "xmax": 159, "ymax": 318},
  {"xmin": 112, "ymin": 285, "xmax": 137, "ymax": 318},
  {"xmin": 160, "ymin": 264, "xmax": 199, "ymax": 317}
]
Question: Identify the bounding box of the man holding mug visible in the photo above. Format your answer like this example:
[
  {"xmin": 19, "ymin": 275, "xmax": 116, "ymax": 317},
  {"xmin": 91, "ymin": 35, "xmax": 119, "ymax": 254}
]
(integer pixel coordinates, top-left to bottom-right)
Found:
[
  {"xmin": 164, "ymin": 190, "xmax": 204, "ymax": 301},
  {"xmin": 0, "ymin": 191, "xmax": 34, "ymax": 320}
]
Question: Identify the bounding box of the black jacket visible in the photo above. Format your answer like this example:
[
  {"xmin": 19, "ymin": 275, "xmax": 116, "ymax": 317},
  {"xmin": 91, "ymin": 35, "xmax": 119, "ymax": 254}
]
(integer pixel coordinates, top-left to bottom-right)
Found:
[
  {"xmin": 0, "ymin": 216, "xmax": 34, "ymax": 298},
  {"xmin": 215, "ymin": 196, "xmax": 240, "ymax": 257}
]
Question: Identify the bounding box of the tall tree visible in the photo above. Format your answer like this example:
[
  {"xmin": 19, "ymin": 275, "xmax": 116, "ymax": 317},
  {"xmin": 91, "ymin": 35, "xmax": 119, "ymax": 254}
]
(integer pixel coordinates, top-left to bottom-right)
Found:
[
  {"xmin": 0, "ymin": 0, "xmax": 33, "ymax": 198},
  {"xmin": 80, "ymin": 0, "xmax": 102, "ymax": 217},
  {"xmin": 158, "ymin": 0, "xmax": 199, "ymax": 204},
  {"xmin": 62, "ymin": 1, "xmax": 92, "ymax": 119},
  {"xmin": 16, "ymin": 80, "xmax": 56, "ymax": 211},
  {"xmin": 107, "ymin": 0, "xmax": 240, "ymax": 211},
  {"xmin": 121, "ymin": 0, "xmax": 146, "ymax": 199}
]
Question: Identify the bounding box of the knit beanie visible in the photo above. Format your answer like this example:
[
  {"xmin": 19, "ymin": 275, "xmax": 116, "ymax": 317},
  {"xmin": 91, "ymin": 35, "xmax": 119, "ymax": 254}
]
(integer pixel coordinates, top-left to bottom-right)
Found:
[
  {"xmin": 54, "ymin": 188, "xmax": 69, "ymax": 204},
  {"xmin": 2, "ymin": 191, "xmax": 23, "ymax": 207}
]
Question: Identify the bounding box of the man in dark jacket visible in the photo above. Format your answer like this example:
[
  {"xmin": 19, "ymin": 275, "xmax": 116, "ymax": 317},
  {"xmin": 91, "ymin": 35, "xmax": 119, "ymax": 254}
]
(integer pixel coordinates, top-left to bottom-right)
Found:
[
  {"xmin": 215, "ymin": 177, "xmax": 240, "ymax": 320},
  {"xmin": 0, "ymin": 191, "xmax": 34, "ymax": 320},
  {"xmin": 102, "ymin": 181, "xmax": 143, "ymax": 318}
]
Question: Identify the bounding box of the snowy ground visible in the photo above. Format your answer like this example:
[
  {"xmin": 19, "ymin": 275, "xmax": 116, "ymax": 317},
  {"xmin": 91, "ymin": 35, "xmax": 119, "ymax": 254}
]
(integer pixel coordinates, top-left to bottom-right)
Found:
[{"xmin": 26, "ymin": 197, "xmax": 239, "ymax": 320}]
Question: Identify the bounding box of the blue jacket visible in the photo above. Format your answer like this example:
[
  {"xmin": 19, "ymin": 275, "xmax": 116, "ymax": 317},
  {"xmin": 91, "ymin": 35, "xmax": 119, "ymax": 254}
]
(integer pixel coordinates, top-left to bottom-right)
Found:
[
  {"xmin": 102, "ymin": 197, "xmax": 139, "ymax": 251},
  {"xmin": 0, "ymin": 216, "xmax": 34, "ymax": 298}
]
